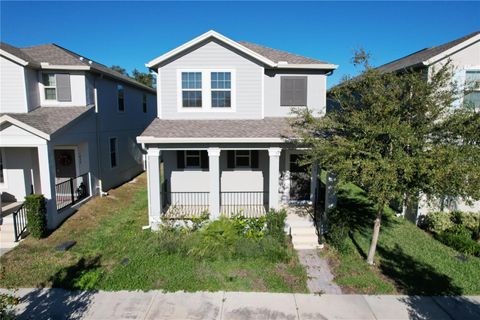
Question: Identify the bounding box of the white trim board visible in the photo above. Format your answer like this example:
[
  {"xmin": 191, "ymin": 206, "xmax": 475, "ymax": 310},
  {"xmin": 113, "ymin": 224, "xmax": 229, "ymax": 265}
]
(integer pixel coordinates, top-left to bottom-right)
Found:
[{"xmin": 137, "ymin": 137, "xmax": 288, "ymax": 144}]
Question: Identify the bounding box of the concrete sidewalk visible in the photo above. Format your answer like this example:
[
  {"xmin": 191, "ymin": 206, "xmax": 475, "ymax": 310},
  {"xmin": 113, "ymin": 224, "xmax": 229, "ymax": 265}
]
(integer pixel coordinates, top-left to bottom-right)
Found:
[{"xmin": 2, "ymin": 288, "xmax": 480, "ymax": 320}]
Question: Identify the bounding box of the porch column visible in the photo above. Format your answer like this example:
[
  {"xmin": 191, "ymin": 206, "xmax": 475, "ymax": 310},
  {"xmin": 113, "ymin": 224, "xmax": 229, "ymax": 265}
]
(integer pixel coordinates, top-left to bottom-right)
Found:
[
  {"xmin": 37, "ymin": 143, "xmax": 57, "ymax": 230},
  {"xmin": 147, "ymin": 147, "xmax": 162, "ymax": 230},
  {"xmin": 208, "ymin": 148, "xmax": 221, "ymax": 219},
  {"xmin": 310, "ymin": 161, "xmax": 320, "ymax": 203},
  {"xmin": 268, "ymin": 147, "xmax": 282, "ymax": 210},
  {"xmin": 325, "ymin": 171, "xmax": 337, "ymax": 213}
]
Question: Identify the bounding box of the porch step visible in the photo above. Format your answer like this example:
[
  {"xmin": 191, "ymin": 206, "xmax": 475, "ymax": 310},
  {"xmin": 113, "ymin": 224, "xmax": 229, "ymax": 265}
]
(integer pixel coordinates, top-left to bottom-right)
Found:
[
  {"xmin": 290, "ymin": 228, "xmax": 318, "ymax": 236},
  {"xmin": 286, "ymin": 212, "xmax": 320, "ymax": 250},
  {"xmin": 293, "ymin": 243, "xmax": 322, "ymax": 250}
]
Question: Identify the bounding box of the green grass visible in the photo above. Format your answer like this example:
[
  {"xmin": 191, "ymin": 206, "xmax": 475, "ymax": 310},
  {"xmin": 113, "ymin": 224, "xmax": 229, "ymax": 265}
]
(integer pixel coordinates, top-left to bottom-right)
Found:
[
  {"xmin": 0, "ymin": 174, "xmax": 307, "ymax": 293},
  {"xmin": 324, "ymin": 182, "xmax": 480, "ymax": 295}
]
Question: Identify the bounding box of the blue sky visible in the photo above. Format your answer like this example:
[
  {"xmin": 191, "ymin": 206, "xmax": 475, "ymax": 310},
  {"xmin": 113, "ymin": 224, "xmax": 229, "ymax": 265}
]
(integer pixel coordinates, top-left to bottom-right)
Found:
[{"xmin": 1, "ymin": 1, "xmax": 479, "ymax": 88}]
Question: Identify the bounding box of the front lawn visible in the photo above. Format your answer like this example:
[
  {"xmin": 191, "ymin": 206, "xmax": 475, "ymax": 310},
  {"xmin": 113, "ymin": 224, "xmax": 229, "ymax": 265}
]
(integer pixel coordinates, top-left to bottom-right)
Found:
[
  {"xmin": 0, "ymin": 174, "xmax": 307, "ymax": 292},
  {"xmin": 323, "ymin": 183, "xmax": 480, "ymax": 295}
]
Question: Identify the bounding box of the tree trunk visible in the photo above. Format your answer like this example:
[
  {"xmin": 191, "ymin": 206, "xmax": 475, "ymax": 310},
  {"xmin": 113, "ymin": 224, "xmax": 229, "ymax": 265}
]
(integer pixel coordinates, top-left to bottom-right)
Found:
[{"xmin": 367, "ymin": 205, "xmax": 384, "ymax": 265}]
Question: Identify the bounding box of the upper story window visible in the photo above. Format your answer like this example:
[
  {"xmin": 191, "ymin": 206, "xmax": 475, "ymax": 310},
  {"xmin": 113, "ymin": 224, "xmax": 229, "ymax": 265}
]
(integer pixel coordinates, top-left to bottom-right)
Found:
[
  {"xmin": 109, "ymin": 137, "xmax": 118, "ymax": 168},
  {"xmin": 42, "ymin": 73, "xmax": 72, "ymax": 102},
  {"xmin": 211, "ymin": 72, "xmax": 231, "ymax": 108},
  {"xmin": 117, "ymin": 84, "xmax": 125, "ymax": 112},
  {"xmin": 42, "ymin": 74, "xmax": 56, "ymax": 100},
  {"xmin": 280, "ymin": 76, "xmax": 307, "ymax": 106},
  {"xmin": 142, "ymin": 93, "xmax": 147, "ymax": 113},
  {"xmin": 464, "ymin": 70, "xmax": 480, "ymax": 110},
  {"xmin": 181, "ymin": 72, "xmax": 202, "ymax": 107}
]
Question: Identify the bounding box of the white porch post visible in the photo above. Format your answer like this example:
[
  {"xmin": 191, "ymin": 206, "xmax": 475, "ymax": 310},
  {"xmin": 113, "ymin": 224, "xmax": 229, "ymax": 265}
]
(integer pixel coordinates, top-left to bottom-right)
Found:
[
  {"xmin": 37, "ymin": 143, "xmax": 57, "ymax": 230},
  {"xmin": 325, "ymin": 171, "xmax": 337, "ymax": 213},
  {"xmin": 310, "ymin": 161, "xmax": 320, "ymax": 203},
  {"xmin": 208, "ymin": 148, "xmax": 221, "ymax": 219},
  {"xmin": 268, "ymin": 147, "xmax": 282, "ymax": 210},
  {"xmin": 147, "ymin": 147, "xmax": 162, "ymax": 230}
]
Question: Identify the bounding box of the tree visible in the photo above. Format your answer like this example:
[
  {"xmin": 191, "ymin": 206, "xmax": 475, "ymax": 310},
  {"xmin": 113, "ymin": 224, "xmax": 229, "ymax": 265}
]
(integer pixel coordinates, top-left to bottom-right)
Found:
[
  {"xmin": 110, "ymin": 65, "xmax": 128, "ymax": 76},
  {"xmin": 132, "ymin": 68, "xmax": 154, "ymax": 88},
  {"xmin": 292, "ymin": 52, "xmax": 480, "ymax": 264}
]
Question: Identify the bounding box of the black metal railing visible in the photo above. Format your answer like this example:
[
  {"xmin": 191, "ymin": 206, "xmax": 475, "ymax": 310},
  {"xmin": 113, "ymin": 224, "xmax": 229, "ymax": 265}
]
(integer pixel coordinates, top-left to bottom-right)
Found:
[
  {"xmin": 220, "ymin": 191, "xmax": 269, "ymax": 217},
  {"xmin": 12, "ymin": 204, "xmax": 28, "ymax": 242},
  {"xmin": 55, "ymin": 173, "xmax": 90, "ymax": 211},
  {"xmin": 165, "ymin": 192, "xmax": 209, "ymax": 218}
]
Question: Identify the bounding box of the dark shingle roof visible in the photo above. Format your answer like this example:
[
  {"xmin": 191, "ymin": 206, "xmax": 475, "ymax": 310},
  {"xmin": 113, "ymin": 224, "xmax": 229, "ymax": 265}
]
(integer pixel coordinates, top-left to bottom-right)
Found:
[
  {"xmin": 239, "ymin": 41, "xmax": 330, "ymax": 65},
  {"xmin": 1, "ymin": 106, "xmax": 93, "ymax": 136},
  {"xmin": 1, "ymin": 42, "xmax": 155, "ymax": 93},
  {"xmin": 377, "ymin": 31, "xmax": 480, "ymax": 72},
  {"xmin": 140, "ymin": 118, "xmax": 296, "ymax": 139}
]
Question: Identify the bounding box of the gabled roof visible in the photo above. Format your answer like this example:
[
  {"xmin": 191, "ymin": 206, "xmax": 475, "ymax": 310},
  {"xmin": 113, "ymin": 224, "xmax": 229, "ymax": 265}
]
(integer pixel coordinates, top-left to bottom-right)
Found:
[
  {"xmin": 0, "ymin": 42, "xmax": 155, "ymax": 93},
  {"xmin": 377, "ymin": 31, "xmax": 480, "ymax": 73},
  {"xmin": 146, "ymin": 30, "xmax": 337, "ymax": 71},
  {"xmin": 0, "ymin": 106, "xmax": 94, "ymax": 140},
  {"xmin": 137, "ymin": 117, "xmax": 296, "ymax": 143}
]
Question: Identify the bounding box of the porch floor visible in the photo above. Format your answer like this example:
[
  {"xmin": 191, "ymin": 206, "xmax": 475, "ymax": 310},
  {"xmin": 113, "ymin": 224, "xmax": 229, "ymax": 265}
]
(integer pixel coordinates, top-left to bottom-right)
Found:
[{"xmin": 164, "ymin": 205, "xmax": 267, "ymax": 219}]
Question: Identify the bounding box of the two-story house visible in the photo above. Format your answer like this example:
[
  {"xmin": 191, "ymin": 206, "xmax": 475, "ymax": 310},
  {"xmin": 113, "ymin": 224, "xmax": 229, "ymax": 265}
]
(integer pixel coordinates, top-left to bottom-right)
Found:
[
  {"xmin": 137, "ymin": 31, "xmax": 337, "ymax": 229},
  {"xmin": 0, "ymin": 42, "xmax": 157, "ymax": 238},
  {"xmin": 377, "ymin": 31, "xmax": 480, "ymax": 218}
]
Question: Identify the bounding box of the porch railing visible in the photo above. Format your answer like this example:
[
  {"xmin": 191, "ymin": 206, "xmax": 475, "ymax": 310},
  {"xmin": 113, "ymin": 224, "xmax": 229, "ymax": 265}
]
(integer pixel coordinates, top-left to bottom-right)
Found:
[
  {"xmin": 55, "ymin": 172, "xmax": 90, "ymax": 211},
  {"xmin": 220, "ymin": 191, "xmax": 269, "ymax": 217},
  {"xmin": 165, "ymin": 192, "xmax": 209, "ymax": 218},
  {"xmin": 12, "ymin": 204, "xmax": 27, "ymax": 242}
]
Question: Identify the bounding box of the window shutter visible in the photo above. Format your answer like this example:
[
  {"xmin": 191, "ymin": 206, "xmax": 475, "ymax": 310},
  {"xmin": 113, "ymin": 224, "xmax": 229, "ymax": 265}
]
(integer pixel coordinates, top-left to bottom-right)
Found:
[
  {"xmin": 177, "ymin": 151, "xmax": 185, "ymax": 169},
  {"xmin": 200, "ymin": 151, "xmax": 209, "ymax": 169},
  {"xmin": 296, "ymin": 77, "xmax": 307, "ymax": 106},
  {"xmin": 227, "ymin": 151, "xmax": 235, "ymax": 168},
  {"xmin": 56, "ymin": 74, "xmax": 72, "ymax": 102},
  {"xmin": 251, "ymin": 150, "xmax": 259, "ymax": 169},
  {"xmin": 280, "ymin": 77, "xmax": 293, "ymax": 106}
]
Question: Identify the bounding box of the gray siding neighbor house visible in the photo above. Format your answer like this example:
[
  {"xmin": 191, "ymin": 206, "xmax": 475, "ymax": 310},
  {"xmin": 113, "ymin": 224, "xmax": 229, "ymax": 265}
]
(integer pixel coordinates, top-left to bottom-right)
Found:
[
  {"xmin": 137, "ymin": 30, "xmax": 338, "ymax": 229},
  {"xmin": 0, "ymin": 42, "xmax": 157, "ymax": 239}
]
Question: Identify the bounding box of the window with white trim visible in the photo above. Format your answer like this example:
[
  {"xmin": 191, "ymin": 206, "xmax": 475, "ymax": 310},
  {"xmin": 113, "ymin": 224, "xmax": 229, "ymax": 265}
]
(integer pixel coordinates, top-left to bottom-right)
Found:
[
  {"xmin": 211, "ymin": 72, "xmax": 231, "ymax": 108},
  {"xmin": 181, "ymin": 72, "xmax": 202, "ymax": 107},
  {"xmin": 117, "ymin": 84, "xmax": 125, "ymax": 112},
  {"xmin": 464, "ymin": 70, "xmax": 480, "ymax": 110},
  {"xmin": 185, "ymin": 150, "xmax": 201, "ymax": 168},
  {"xmin": 109, "ymin": 137, "xmax": 118, "ymax": 168},
  {"xmin": 42, "ymin": 73, "xmax": 57, "ymax": 100},
  {"xmin": 234, "ymin": 150, "xmax": 251, "ymax": 168}
]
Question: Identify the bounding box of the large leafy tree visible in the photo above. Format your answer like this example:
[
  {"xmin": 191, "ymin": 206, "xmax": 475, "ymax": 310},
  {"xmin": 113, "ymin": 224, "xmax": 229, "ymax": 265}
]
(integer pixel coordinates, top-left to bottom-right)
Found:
[
  {"xmin": 132, "ymin": 68, "xmax": 154, "ymax": 88},
  {"xmin": 292, "ymin": 53, "xmax": 480, "ymax": 264}
]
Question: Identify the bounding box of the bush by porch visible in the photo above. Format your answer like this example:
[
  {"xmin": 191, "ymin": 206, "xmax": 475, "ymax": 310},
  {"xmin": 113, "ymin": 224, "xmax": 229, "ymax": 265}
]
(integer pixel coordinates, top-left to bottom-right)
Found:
[{"xmin": 0, "ymin": 174, "xmax": 307, "ymax": 293}]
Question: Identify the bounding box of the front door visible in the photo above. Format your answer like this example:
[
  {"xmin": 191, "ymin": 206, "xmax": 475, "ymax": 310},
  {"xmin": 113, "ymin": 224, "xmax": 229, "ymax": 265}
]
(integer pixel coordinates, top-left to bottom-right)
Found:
[
  {"xmin": 289, "ymin": 154, "xmax": 311, "ymax": 201},
  {"xmin": 54, "ymin": 149, "xmax": 77, "ymax": 179}
]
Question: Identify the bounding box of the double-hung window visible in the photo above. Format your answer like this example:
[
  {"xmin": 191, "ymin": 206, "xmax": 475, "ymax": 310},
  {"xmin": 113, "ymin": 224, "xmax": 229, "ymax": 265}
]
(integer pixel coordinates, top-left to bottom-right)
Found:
[
  {"xmin": 464, "ymin": 70, "xmax": 480, "ymax": 110},
  {"xmin": 185, "ymin": 151, "xmax": 201, "ymax": 168},
  {"xmin": 43, "ymin": 73, "xmax": 57, "ymax": 100},
  {"xmin": 181, "ymin": 72, "xmax": 202, "ymax": 107},
  {"xmin": 117, "ymin": 85, "xmax": 125, "ymax": 112},
  {"xmin": 211, "ymin": 72, "xmax": 231, "ymax": 108},
  {"xmin": 234, "ymin": 150, "xmax": 251, "ymax": 168},
  {"xmin": 109, "ymin": 138, "xmax": 118, "ymax": 168},
  {"xmin": 142, "ymin": 93, "xmax": 147, "ymax": 113}
]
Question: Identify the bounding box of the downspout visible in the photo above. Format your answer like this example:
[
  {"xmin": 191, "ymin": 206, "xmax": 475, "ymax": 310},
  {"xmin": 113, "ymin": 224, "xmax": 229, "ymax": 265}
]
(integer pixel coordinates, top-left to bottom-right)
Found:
[{"xmin": 93, "ymin": 75, "xmax": 107, "ymax": 196}]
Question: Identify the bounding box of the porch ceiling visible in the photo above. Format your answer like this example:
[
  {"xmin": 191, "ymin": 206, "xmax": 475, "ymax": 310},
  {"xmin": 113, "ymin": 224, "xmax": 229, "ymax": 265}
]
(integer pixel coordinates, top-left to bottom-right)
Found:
[{"xmin": 138, "ymin": 117, "xmax": 298, "ymax": 143}]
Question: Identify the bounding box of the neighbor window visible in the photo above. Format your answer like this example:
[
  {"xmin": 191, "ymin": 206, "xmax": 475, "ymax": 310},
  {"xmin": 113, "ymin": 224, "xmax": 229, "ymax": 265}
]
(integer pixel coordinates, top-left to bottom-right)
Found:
[
  {"xmin": 0, "ymin": 149, "xmax": 5, "ymax": 184},
  {"xmin": 117, "ymin": 84, "xmax": 125, "ymax": 112},
  {"xmin": 211, "ymin": 72, "xmax": 231, "ymax": 107},
  {"xmin": 280, "ymin": 76, "xmax": 307, "ymax": 106},
  {"xmin": 181, "ymin": 72, "xmax": 202, "ymax": 107},
  {"xmin": 235, "ymin": 150, "xmax": 251, "ymax": 168},
  {"xmin": 43, "ymin": 73, "xmax": 56, "ymax": 100},
  {"xmin": 464, "ymin": 70, "xmax": 480, "ymax": 110},
  {"xmin": 109, "ymin": 138, "xmax": 118, "ymax": 168},
  {"xmin": 142, "ymin": 93, "xmax": 147, "ymax": 113}
]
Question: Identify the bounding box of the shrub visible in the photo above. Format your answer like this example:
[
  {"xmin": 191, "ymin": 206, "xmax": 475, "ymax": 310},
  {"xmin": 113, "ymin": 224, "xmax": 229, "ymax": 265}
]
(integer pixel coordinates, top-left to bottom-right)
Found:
[
  {"xmin": 0, "ymin": 292, "xmax": 19, "ymax": 320},
  {"xmin": 325, "ymin": 208, "xmax": 352, "ymax": 253},
  {"xmin": 232, "ymin": 214, "xmax": 266, "ymax": 240},
  {"xmin": 450, "ymin": 211, "xmax": 480, "ymax": 233},
  {"xmin": 422, "ymin": 211, "xmax": 454, "ymax": 234},
  {"xmin": 265, "ymin": 209, "xmax": 287, "ymax": 244},
  {"xmin": 435, "ymin": 231, "xmax": 480, "ymax": 257},
  {"xmin": 24, "ymin": 194, "xmax": 47, "ymax": 238}
]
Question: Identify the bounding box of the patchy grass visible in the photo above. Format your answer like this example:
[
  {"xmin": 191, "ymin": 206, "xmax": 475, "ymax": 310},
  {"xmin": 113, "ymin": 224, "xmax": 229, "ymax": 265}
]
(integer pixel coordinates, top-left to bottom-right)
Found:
[
  {"xmin": 324, "ymin": 182, "xmax": 480, "ymax": 295},
  {"xmin": 0, "ymin": 174, "xmax": 307, "ymax": 293}
]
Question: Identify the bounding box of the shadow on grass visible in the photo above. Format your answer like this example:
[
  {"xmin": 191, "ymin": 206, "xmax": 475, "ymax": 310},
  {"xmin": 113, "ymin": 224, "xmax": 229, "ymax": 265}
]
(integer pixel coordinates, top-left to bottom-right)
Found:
[
  {"xmin": 377, "ymin": 244, "xmax": 462, "ymax": 296},
  {"xmin": 49, "ymin": 256, "xmax": 102, "ymax": 289}
]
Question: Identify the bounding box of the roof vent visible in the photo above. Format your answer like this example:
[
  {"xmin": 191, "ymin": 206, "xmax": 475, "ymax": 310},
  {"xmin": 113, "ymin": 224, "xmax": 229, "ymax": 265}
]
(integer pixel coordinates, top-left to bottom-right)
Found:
[
  {"xmin": 278, "ymin": 61, "xmax": 288, "ymax": 65},
  {"xmin": 88, "ymin": 60, "xmax": 93, "ymax": 65},
  {"xmin": 79, "ymin": 57, "xmax": 84, "ymax": 61}
]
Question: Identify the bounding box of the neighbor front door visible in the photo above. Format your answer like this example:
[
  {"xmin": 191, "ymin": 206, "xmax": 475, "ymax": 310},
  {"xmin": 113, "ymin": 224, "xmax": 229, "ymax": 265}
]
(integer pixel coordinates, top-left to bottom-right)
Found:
[
  {"xmin": 289, "ymin": 154, "xmax": 311, "ymax": 201},
  {"xmin": 54, "ymin": 149, "xmax": 77, "ymax": 179}
]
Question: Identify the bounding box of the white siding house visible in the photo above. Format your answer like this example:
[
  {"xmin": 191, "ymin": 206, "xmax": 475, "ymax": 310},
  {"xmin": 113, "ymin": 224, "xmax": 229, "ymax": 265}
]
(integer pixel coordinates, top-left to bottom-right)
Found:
[
  {"xmin": 137, "ymin": 31, "xmax": 338, "ymax": 229},
  {"xmin": 0, "ymin": 42, "xmax": 156, "ymax": 238}
]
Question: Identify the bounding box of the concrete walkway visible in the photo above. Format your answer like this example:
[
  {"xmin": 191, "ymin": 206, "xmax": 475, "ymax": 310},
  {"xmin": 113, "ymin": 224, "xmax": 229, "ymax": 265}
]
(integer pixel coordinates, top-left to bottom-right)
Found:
[
  {"xmin": 2, "ymin": 288, "xmax": 479, "ymax": 320},
  {"xmin": 297, "ymin": 250, "xmax": 342, "ymax": 294}
]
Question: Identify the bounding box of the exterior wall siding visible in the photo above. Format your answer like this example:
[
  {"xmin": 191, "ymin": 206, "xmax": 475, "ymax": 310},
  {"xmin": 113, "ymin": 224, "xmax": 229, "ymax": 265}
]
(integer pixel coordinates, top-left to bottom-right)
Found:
[
  {"xmin": 0, "ymin": 147, "xmax": 38, "ymax": 202},
  {"xmin": 159, "ymin": 39, "xmax": 263, "ymax": 119},
  {"xmin": 0, "ymin": 56, "xmax": 27, "ymax": 113},
  {"xmin": 39, "ymin": 71, "xmax": 87, "ymax": 107}
]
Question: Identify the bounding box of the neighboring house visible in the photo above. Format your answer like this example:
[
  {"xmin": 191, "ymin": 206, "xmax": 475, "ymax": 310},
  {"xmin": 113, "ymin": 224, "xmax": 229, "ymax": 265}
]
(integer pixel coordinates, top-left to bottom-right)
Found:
[
  {"xmin": 0, "ymin": 42, "xmax": 157, "ymax": 236},
  {"xmin": 137, "ymin": 30, "xmax": 338, "ymax": 229},
  {"xmin": 376, "ymin": 31, "xmax": 480, "ymax": 217}
]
